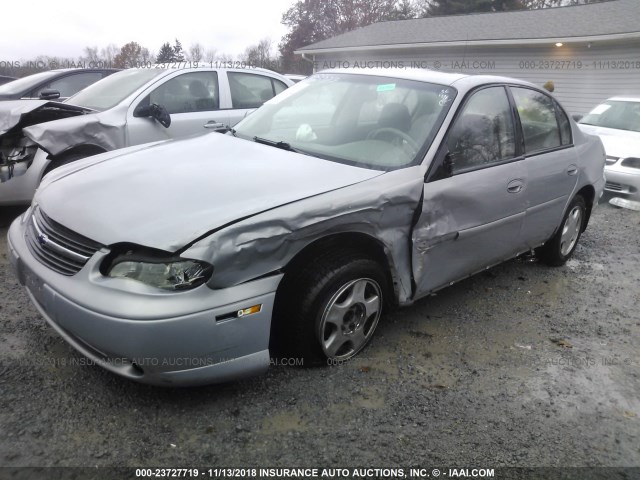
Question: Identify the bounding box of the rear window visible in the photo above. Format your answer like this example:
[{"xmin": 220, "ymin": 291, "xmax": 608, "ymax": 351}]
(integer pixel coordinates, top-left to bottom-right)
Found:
[{"xmin": 511, "ymin": 87, "xmax": 561, "ymax": 153}]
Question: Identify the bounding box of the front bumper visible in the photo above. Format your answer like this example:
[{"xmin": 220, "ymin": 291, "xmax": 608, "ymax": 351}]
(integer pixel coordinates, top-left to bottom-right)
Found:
[
  {"xmin": 604, "ymin": 165, "xmax": 640, "ymax": 198},
  {"xmin": 8, "ymin": 215, "xmax": 281, "ymax": 386},
  {"xmin": 0, "ymin": 148, "xmax": 50, "ymax": 206}
]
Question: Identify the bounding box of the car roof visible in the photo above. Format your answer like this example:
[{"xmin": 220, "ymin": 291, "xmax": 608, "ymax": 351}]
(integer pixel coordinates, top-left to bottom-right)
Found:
[
  {"xmin": 316, "ymin": 68, "xmax": 538, "ymax": 90},
  {"xmin": 150, "ymin": 64, "xmax": 285, "ymax": 74},
  {"xmin": 48, "ymin": 68, "xmax": 120, "ymax": 73},
  {"xmin": 146, "ymin": 65, "xmax": 293, "ymax": 84},
  {"xmin": 607, "ymin": 96, "xmax": 640, "ymax": 103}
]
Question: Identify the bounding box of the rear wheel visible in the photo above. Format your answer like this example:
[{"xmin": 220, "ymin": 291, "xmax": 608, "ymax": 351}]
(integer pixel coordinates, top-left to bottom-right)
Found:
[
  {"xmin": 536, "ymin": 195, "xmax": 586, "ymax": 266},
  {"xmin": 271, "ymin": 249, "xmax": 387, "ymax": 365}
]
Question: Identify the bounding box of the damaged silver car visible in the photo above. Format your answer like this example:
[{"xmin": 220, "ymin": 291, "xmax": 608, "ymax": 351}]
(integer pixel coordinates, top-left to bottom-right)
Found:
[
  {"xmin": 0, "ymin": 66, "xmax": 292, "ymax": 205},
  {"xmin": 8, "ymin": 69, "xmax": 606, "ymax": 386}
]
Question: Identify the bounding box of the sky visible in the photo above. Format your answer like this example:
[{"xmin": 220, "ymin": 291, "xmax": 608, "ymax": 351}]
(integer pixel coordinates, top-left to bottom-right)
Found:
[{"xmin": 1, "ymin": 0, "xmax": 294, "ymax": 61}]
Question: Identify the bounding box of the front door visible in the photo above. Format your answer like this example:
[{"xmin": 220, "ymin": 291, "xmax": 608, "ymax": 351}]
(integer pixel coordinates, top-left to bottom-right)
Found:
[
  {"xmin": 126, "ymin": 70, "xmax": 228, "ymax": 146},
  {"xmin": 412, "ymin": 86, "xmax": 528, "ymax": 296}
]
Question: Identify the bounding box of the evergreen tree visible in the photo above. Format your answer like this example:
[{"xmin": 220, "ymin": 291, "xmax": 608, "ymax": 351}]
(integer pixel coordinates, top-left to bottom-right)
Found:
[
  {"xmin": 156, "ymin": 42, "xmax": 175, "ymax": 63},
  {"xmin": 419, "ymin": 0, "xmax": 527, "ymax": 16},
  {"xmin": 173, "ymin": 39, "xmax": 185, "ymax": 62},
  {"xmin": 425, "ymin": 0, "xmax": 494, "ymax": 16}
]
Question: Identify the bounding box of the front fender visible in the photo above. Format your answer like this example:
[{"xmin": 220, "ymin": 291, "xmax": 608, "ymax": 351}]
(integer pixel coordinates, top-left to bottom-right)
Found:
[
  {"xmin": 181, "ymin": 167, "xmax": 425, "ymax": 305},
  {"xmin": 23, "ymin": 111, "xmax": 127, "ymax": 156}
]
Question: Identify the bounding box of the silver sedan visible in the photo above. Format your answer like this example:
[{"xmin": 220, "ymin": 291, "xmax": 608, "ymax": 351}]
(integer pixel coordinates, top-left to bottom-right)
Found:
[
  {"xmin": 8, "ymin": 69, "xmax": 606, "ymax": 386},
  {"xmin": 0, "ymin": 66, "xmax": 293, "ymax": 205}
]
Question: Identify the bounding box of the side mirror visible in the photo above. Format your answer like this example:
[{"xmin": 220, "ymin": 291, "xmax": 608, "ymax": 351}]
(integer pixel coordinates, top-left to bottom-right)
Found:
[
  {"xmin": 443, "ymin": 152, "xmax": 455, "ymax": 177},
  {"xmin": 39, "ymin": 89, "xmax": 60, "ymax": 100},
  {"xmin": 426, "ymin": 147, "xmax": 455, "ymax": 183},
  {"xmin": 134, "ymin": 103, "xmax": 171, "ymax": 128},
  {"xmin": 572, "ymin": 114, "xmax": 583, "ymax": 122}
]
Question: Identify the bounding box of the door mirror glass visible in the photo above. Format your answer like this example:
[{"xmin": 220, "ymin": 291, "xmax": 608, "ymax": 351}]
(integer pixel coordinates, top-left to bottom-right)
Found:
[{"xmin": 39, "ymin": 89, "xmax": 60, "ymax": 100}]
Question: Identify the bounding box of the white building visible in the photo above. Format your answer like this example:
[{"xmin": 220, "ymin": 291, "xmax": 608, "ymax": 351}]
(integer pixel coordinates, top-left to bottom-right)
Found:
[{"xmin": 296, "ymin": 0, "xmax": 640, "ymax": 115}]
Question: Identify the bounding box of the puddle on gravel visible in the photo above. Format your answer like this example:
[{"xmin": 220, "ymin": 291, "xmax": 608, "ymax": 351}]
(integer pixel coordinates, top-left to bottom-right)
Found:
[
  {"xmin": 260, "ymin": 411, "xmax": 309, "ymax": 434},
  {"xmin": 525, "ymin": 339, "xmax": 640, "ymax": 418},
  {"xmin": 0, "ymin": 333, "xmax": 28, "ymax": 359}
]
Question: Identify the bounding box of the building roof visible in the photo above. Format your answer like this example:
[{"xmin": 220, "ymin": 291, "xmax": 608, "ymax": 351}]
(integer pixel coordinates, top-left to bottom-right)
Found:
[{"xmin": 297, "ymin": 0, "xmax": 640, "ymax": 54}]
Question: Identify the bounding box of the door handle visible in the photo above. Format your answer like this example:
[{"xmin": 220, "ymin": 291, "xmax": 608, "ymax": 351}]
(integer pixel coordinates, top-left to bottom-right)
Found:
[
  {"xmin": 567, "ymin": 164, "xmax": 578, "ymax": 176},
  {"xmin": 204, "ymin": 121, "xmax": 225, "ymax": 129},
  {"xmin": 507, "ymin": 179, "xmax": 524, "ymax": 194}
]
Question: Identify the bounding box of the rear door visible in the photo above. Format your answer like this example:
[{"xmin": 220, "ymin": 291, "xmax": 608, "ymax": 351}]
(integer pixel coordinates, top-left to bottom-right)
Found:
[
  {"xmin": 126, "ymin": 70, "xmax": 228, "ymax": 145},
  {"xmin": 509, "ymin": 87, "xmax": 579, "ymax": 248},
  {"xmin": 412, "ymin": 85, "xmax": 528, "ymax": 296},
  {"xmin": 225, "ymin": 71, "xmax": 289, "ymax": 126}
]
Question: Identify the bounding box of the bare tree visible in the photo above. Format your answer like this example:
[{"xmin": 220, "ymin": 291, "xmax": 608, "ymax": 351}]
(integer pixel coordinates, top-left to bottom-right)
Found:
[
  {"xmin": 140, "ymin": 47, "xmax": 154, "ymax": 64},
  {"xmin": 242, "ymin": 38, "xmax": 274, "ymax": 68},
  {"xmin": 82, "ymin": 47, "xmax": 101, "ymax": 64},
  {"xmin": 188, "ymin": 43, "xmax": 205, "ymax": 62},
  {"xmin": 113, "ymin": 42, "xmax": 147, "ymax": 68},
  {"xmin": 100, "ymin": 43, "xmax": 119, "ymax": 66},
  {"xmin": 205, "ymin": 48, "xmax": 218, "ymax": 63},
  {"xmin": 217, "ymin": 52, "xmax": 234, "ymax": 63}
]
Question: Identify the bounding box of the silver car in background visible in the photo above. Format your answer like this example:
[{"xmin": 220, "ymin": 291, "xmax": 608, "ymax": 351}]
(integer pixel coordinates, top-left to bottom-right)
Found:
[
  {"xmin": 8, "ymin": 69, "xmax": 605, "ymax": 386},
  {"xmin": 0, "ymin": 66, "xmax": 292, "ymax": 205}
]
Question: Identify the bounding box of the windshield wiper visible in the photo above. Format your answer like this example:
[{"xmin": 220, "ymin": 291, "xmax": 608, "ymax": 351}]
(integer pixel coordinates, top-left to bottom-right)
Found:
[{"xmin": 253, "ymin": 136, "xmax": 304, "ymax": 154}]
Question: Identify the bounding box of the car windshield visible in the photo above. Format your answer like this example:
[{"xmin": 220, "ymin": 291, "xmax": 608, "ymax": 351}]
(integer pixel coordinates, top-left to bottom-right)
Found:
[
  {"xmin": 66, "ymin": 68, "xmax": 166, "ymax": 111},
  {"xmin": 580, "ymin": 100, "xmax": 640, "ymax": 133},
  {"xmin": 0, "ymin": 70, "xmax": 59, "ymax": 95},
  {"xmin": 233, "ymin": 73, "xmax": 457, "ymax": 171}
]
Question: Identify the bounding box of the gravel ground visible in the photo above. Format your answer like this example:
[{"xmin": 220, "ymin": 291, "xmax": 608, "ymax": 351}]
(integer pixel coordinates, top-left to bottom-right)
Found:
[{"xmin": 0, "ymin": 196, "xmax": 638, "ymax": 473}]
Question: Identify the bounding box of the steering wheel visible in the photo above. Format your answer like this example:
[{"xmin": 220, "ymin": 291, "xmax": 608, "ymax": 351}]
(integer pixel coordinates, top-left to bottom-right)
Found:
[{"xmin": 367, "ymin": 127, "xmax": 420, "ymax": 152}]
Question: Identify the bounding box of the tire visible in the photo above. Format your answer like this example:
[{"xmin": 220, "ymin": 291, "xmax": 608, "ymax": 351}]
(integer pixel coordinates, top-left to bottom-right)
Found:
[
  {"xmin": 271, "ymin": 249, "xmax": 388, "ymax": 366},
  {"xmin": 41, "ymin": 152, "xmax": 90, "ymax": 178},
  {"xmin": 535, "ymin": 195, "xmax": 586, "ymax": 266}
]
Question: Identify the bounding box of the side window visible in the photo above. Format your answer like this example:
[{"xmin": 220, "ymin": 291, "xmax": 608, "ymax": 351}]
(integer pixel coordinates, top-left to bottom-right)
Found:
[
  {"xmin": 228, "ymin": 72, "xmax": 278, "ymax": 109},
  {"xmin": 273, "ymin": 79, "xmax": 288, "ymax": 95},
  {"xmin": 447, "ymin": 86, "xmax": 516, "ymax": 173},
  {"xmin": 147, "ymin": 71, "xmax": 219, "ymax": 114},
  {"xmin": 39, "ymin": 72, "xmax": 103, "ymax": 98},
  {"xmin": 555, "ymin": 101, "xmax": 572, "ymax": 145},
  {"xmin": 511, "ymin": 87, "xmax": 561, "ymax": 153}
]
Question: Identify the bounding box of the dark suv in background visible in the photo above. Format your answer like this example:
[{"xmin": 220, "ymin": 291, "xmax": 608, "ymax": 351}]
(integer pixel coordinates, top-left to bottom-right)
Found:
[{"xmin": 0, "ymin": 68, "xmax": 118, "ymax": 101}]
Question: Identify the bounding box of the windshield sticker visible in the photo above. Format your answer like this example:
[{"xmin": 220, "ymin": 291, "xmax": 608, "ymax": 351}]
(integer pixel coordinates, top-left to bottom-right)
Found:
[
  {"xmin": 590, "ymin": 104, "xmax": 611, "ymax": 115},
  {"xmin": 376, "ymin": 83, "xmax": 396, "ymax": 92},
  {"xmin": 438, "ymin": 89, "xmax": 451, "ymax": 106}
]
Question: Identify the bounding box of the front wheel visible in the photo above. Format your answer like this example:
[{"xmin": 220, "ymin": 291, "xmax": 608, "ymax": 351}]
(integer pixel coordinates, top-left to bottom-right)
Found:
[
  {"xmin": 271, "ymin": 250, "xmax": 388, "ymax": 365},
  {"xmin": 41, "ymin": 152, "xmax": 89, "ymax": 178},
  {"xmin": 536, "ymin": 195, "xmax": 586, "ymax": 266}
]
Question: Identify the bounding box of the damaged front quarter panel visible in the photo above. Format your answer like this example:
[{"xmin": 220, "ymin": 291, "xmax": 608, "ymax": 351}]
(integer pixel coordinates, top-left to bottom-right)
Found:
[
  {"xmin": 22, "ymin": 107, "xmax": 127, "ymax": 157},
  {"xmin": 180, "ymin": 167, "xmax": 426, "ymax": 306}
]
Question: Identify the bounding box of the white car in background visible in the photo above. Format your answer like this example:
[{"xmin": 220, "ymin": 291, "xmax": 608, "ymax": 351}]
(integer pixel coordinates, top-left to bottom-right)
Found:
[
  {"xmin": 578, "ymin": 97, "xmax": 640, "ymax": 198},
  {"xmin": 0, "ymin": 66, "xmax": 293, "ymax": 205}
]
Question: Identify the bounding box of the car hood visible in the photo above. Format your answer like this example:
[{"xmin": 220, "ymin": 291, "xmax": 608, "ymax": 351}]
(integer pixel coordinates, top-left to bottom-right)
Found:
[
  {"xmin": 36, "ymin": 133, "xmax": 384, "ymax": 251},
  {"xmin": 578, "ymin": 124, "xmax": 640, "ymax": 158},
  {"xmin": 0, "ymin": 100, "xmax": 92, "ymax": 136}
]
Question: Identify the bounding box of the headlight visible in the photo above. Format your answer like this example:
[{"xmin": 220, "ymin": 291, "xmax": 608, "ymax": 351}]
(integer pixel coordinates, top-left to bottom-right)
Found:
[
  {"xmin": 621, "ymin": 157, "xmax": 640, "ymax": 169},
  {"xmin": 107, "ymin": 256, "xmax": 213, "ymax": 291}
]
